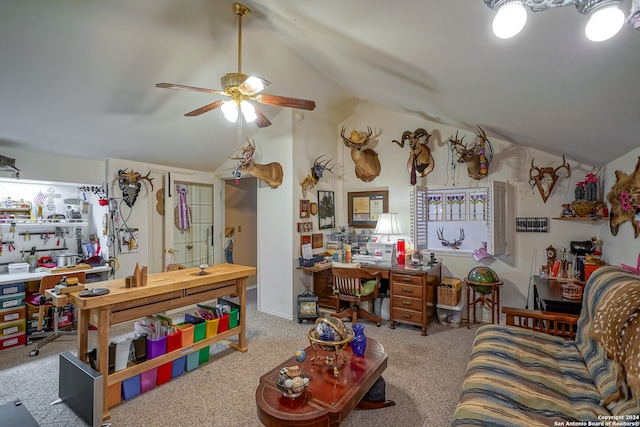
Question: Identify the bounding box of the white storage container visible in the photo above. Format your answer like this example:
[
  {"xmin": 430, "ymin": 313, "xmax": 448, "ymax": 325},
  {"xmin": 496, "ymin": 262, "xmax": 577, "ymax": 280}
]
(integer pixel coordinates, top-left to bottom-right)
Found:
[
  {"xmin": 7, "ymin": 263, "xmax": 29, "ymax": 275},
  {"xmin": 436, "ymin": 299, "xmax": 465, "ymax": 328}
]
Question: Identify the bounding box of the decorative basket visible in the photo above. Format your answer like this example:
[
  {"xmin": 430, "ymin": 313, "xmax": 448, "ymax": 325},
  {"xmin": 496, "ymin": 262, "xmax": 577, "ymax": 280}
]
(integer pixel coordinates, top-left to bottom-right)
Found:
[
  {"xmin": 437, "ymin": 285, "xmax": 461, "ymax": 306},
  {"xmin": 571, "ymin": 200, "xmax": 596, "ymax": 217},
  {"xmin": 561, "ymin": 283, "xmax": 583, "ymax": 300}
]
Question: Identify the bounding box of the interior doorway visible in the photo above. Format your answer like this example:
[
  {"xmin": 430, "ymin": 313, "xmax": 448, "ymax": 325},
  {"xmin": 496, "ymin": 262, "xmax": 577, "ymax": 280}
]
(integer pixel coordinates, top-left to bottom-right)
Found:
[
  {"xmin": 164, "ymin": 179, "xmax": 214, "ymax": 269},
  {"xmin": 224, "ymin": 177, "xmax": 257, "ymax": 287}
]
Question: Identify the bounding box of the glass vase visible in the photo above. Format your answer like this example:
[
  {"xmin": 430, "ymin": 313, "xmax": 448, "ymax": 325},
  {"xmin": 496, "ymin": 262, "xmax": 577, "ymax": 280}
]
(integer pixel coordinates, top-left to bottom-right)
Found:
[
  {"xmin": 351, "ymin": 323, "xmax": 367, "ymax": 357},
  {"xmin": 574, "ymin": 185, "xmax": 585, "ymax": 201}
]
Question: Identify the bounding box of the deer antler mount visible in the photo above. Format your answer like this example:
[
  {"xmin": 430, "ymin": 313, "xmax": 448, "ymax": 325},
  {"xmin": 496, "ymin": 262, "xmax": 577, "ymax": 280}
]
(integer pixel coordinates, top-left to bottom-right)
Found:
[{"xmin": 529, "ymin": 155, "xmax": 571, "ymax": 203}]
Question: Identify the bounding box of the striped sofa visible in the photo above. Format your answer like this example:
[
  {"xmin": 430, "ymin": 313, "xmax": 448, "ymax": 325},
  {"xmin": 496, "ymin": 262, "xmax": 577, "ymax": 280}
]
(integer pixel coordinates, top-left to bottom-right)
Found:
[{"xmin": 451, "ymin": 266, "xmax": 640, "ymax": 426}]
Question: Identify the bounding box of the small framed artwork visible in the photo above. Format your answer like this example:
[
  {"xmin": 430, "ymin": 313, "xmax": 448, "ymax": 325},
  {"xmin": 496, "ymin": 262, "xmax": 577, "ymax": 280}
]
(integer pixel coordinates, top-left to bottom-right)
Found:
[
  {"xmin": 348, "ymin": 190, "xmax": 389, "ymax": 228},
  {"xmin": 297, "ymin": 222, "xmax": 313, "ymax": 233},
  {"xmin": 318, "ymin": 191, "xmax": 335, "ymax": 230},
  {"xmin": 310, "ymin": 202, "xmax": 318, "ymax": 216},
  {"xmin": 300, "ymin": 200, "xmax": 310, "ymax": 218},
  {"xmin": 300, "ymin": 234, "xmax": 312, "ymax": 251},
  {"xmin": 312, "ymin": 233, "xmax": 324, "ymax": 249}
]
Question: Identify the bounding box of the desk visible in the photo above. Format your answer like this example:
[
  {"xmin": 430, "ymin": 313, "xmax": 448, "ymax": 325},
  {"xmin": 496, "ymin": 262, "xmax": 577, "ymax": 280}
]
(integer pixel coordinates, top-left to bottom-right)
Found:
[
  {"xmin": 255, "ymin": 337, "xmax": 390, "ymax": 426},
  {"xmin": 533, "ymin": 275, "xmax": 582, "ymax": 315},
  {"xmin": 307, "ymin": 263, "xmax": 441, "ymax": 335},
  {"xmin": 68, "ymin": 263, "xmax": 256, "ymax": 422}
]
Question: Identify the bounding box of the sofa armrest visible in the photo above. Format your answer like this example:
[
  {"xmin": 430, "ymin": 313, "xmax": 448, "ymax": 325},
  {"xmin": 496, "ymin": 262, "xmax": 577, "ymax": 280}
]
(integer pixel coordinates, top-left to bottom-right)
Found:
[{"xmin": 502, "ymin": 306, "xmax": 579, "ymax": 339}]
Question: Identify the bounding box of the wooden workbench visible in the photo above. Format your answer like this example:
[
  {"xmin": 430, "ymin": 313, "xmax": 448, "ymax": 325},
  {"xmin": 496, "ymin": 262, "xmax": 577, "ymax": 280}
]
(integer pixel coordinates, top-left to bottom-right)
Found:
[{"xmin": 67, "ymin": 263, "xmax": 257, "ymax": 421}]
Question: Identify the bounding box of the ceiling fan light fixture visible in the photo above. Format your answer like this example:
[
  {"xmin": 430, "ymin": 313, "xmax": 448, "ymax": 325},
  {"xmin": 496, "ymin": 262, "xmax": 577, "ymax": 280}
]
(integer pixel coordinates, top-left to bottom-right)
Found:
[
  {"xmin": 492, "ymin": 1, "xmax": 527, "ymax": 39},
  {"xmin": 221, "ymin": 100, "xmax": 239, "ymax": 122},
  {"xmin": 584, "ymin": 3, "xmax": 625, "ymax": 42},
  {"xmin": 240, "ymin": 100, "xmax": 257, "ymax": 122},
  {"xmin": 239, "ymin": 76, "xmax": 267, "ymax": 94}
]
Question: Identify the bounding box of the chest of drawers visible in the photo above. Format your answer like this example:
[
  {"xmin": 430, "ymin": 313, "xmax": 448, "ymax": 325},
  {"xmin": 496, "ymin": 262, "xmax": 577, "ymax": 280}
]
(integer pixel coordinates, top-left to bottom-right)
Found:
[{"xmin": 390, "ymin": 265, "xmax": 441, "ymax": 335}]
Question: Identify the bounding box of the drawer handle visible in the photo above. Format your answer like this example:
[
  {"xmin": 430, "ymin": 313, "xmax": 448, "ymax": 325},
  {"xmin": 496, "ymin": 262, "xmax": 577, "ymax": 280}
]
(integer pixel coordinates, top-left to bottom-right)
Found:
[
  {"xmin": 402, "ymin": 288, "xmax": 413, "ymax": 293},
  {"xmin": 401, "ymin": 278, "xmax": 413, "ymax": 282},
  {"xmin": 402, "ymin": 314, "xmax": 412, "ymax": 319},
  {"xmin": 320, "ymin": 298, "xmax": 329, "ymax": 302},
  {"xmin": 402, "ymin": 301, "xmax": 411, "ymax": 306}
]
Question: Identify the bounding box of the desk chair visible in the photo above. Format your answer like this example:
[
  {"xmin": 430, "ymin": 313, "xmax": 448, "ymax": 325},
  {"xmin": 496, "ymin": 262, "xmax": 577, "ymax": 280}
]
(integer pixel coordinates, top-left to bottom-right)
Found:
[
  {"xmin": 331, "ymin": 267, "xmax": 382, "ymax": 326},
  {"xmin": 28, "ymin": 272, "xmax": 86, "ymax": 356}
]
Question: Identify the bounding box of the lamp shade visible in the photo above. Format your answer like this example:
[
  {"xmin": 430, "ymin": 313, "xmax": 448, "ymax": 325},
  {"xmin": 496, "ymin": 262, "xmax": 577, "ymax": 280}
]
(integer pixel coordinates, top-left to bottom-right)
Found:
[{"xmin": 374, "ymin": 213, "xmax": 402, "ymax": 236}]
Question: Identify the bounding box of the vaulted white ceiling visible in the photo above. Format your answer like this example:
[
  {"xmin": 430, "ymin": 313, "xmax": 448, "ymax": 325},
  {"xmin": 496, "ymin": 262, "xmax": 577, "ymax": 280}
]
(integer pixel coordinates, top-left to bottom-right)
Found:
[{"xmin": 1, "ymin": 0, "xmax": 638, "ymax": 173}]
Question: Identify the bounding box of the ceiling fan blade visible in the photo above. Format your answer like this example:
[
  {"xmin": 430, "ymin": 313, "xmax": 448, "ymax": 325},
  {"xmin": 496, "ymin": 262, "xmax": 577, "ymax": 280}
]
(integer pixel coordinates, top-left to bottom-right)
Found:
[
  {"xmin": 185, "ymin": 100, "xmax": 225, "ymax": 117},
  {"xmin": 253, "ymin": 104, "xmax": 272, "ymax": 128},
  {"xmin": 255, "ymin": 94, "xmax": 316, "ymax": 111},
  {"xmin": 237, "ymin": 76, "xmax": 272, "ymax": 96},
  {"xmin": 156, "ymin": 83, "xmax": 226, "ymax": 96}
]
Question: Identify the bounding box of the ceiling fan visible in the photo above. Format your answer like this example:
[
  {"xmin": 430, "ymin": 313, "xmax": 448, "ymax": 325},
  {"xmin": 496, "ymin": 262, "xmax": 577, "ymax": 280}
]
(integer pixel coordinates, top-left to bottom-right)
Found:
[{"xmin": 156, "ymin": 2, "xmax": 316, "ymax": 128}]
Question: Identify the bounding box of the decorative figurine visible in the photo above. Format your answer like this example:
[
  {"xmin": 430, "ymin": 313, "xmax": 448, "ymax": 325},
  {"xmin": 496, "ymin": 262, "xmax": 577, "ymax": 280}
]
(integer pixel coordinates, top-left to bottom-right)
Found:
[{"xmin": 224, "ymin": 227, "xmax": 235, "ymax": 264}]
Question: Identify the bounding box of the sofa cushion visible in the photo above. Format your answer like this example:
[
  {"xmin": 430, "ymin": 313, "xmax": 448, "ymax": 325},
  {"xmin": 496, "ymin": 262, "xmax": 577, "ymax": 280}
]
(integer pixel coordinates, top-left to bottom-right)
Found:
[
  {"xmin": 575, "ymin": 265, "xmax": 640, "ymax": 415},
  {"xmin": 452, "ymin": 324, "xmax": 609, "ymax": 426}
]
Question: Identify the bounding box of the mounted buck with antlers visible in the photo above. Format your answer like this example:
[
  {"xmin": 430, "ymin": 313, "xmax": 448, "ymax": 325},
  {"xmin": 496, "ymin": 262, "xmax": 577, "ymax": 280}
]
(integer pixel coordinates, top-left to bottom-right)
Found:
[
  {"xmin": 229, "ymin": 139, "xmax": 284, "ymax": 188},
  {"xmin": 392, "ymin": 128, "xmax": 434, "ymax": 185},
  {"xmin": 448, "ymin": 126, "xmax": 494, "ymax": 180},
  {"xmin": 300, "ymin": 155, "xmax": 333, "ymax": 196},
  {"xmin": 340, "ymin": 126, "xmax": 380, "ymax": 182}
]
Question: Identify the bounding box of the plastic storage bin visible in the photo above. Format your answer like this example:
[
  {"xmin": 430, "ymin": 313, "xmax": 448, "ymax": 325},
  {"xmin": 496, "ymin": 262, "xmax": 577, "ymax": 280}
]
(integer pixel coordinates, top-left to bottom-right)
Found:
[
  {"xmin": 436, "ymin": 299, "xmax": 465, "ymax": 328},
  {"xmin": 0, "ymin": 306, "xmax": 25, "ymax": 323},
  {"xmin": 0, "ymin": 332, "xmax": 26, "ymax": 350},
  {"xmin": 140, "ymin": 368, "xmax": 158, "ymax": 393},
  {"xmin": 218, "ymin": 298, "xmax": 240, "ymax": 329},
  {"xmin": 0, "ymin": 292, "xmax": 25, "ymax": 310},
  {"xmin": 0, "ymin": 319, "xmax": 26, "ymax": 337},
  {"xmin": 7, "ymin": 263, "xmax": 29, "ymax": 275},
  {"xmin": 121, "ymin": 375, "xmax": 141, "ymax": 401},
  {"xmin": 0, "ymin": 282, "xmax": 25, "ymax": 296},
  {"xmin": 157, "ymin": 329, "xmax": 182, "ymax": 385},
  {"xmin": 147, "ymin": 335, "xmax": 167, "ymax": 360}
]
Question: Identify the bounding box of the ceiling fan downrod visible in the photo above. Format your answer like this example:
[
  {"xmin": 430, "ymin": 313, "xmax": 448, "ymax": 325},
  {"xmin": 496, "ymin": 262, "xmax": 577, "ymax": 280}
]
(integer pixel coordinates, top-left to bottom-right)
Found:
[{"xmin": 234, "ymin": 3, "xmax": 250, "ymax": 75}]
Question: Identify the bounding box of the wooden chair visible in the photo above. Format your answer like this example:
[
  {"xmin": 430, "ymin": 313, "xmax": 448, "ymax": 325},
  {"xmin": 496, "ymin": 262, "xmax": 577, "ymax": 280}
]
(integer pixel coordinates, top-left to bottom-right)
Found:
[
  {"xmin": 28, "ymin": 271, "xmax": 86, "ymax": 356},
  {"xmin": 331, "ymin": 267, "xmax": 382, "ymax": 326}
]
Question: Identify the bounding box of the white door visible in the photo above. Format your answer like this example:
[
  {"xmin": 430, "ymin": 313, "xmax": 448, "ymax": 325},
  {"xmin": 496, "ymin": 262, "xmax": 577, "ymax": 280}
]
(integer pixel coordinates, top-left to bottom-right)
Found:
[{"xmin": 164, "ymin": 174, "xmax": 215, "ymax": 269}]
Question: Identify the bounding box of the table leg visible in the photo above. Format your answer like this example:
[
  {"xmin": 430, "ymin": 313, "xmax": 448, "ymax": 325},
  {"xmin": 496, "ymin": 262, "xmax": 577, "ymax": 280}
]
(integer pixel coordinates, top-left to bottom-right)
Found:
[
  {"xmin": 466, "ymin": 285, "xmax": 470, "ymax": 329},
  {"xmin": 97, "ymin": 308, "xmax": 110, "ymax": 421},
  {"xmin": 77, "ymin": 309, "xmax": 89, "ymax": 363},
  {"xmin": 229, "ymin": 277, "xmax": 248, "ymax": 352}
]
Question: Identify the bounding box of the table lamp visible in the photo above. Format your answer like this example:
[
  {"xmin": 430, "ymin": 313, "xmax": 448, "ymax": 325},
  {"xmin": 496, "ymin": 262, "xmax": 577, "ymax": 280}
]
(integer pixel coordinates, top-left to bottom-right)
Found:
[{"xmin": 374, "ymin": 213, "xmax": 402, "ymax": 242}]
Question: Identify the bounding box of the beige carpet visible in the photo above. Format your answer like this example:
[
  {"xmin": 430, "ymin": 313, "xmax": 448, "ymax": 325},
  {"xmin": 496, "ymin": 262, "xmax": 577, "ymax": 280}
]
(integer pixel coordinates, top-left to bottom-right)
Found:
[{"xmin": 0, "ymin": 288, "xmax": 478, "ymax": 426}]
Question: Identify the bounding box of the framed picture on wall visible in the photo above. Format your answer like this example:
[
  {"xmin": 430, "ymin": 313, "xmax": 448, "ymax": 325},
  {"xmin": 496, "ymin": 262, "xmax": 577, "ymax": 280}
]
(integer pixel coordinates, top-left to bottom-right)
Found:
[
  {"xmin": 300, "ymin": 199, "xmax": 310, "ymax": 218},
  {"xmin": 312, "ymin": 233, "xmax": 324, "ymax": 249},
  {"xmin": 317, "ymin": 191, "xmax": 335, "ymax": 230},
  {"xmin": 348, "ymin": 190, "xmax": 389, "ymax": 228}
]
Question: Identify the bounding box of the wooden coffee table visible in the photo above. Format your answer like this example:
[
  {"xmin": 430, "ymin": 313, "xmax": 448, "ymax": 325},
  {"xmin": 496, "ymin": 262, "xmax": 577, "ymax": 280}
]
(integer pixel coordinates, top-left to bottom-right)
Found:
[{"xmin": 256, "ymin": 337, "xmax": 393, "ymax": 426}]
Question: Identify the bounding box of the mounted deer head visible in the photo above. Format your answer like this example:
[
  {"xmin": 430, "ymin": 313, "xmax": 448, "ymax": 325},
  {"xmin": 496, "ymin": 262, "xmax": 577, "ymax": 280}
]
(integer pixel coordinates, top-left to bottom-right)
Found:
[
  {"xmin": 340, "ymin": 126, "xmax": 380, "ymax": 182},
  {"xmin": 448, "ymin": 126, "xmax": 493, "ymax": 180},
  {"xmin": 118, "ymin": 169, "xmax": 154, "ymax": 208},
  {"xmin": 392, "ymin": 128, "xmax": 434, "ymax": 185},
  {"xmin": 300, "ymin": 155, "xmax": 333, "ymax": 196},
  {"xmin": 229, "ymin": 139, "xmax": 284, "ymax": 188},
  {"xmin": 606, "ymin": 156, "xmax": 640, "ymax": 238},
  {"xmin": 529, "ymin": 154, "xmax": 571, "ymax": 203}
]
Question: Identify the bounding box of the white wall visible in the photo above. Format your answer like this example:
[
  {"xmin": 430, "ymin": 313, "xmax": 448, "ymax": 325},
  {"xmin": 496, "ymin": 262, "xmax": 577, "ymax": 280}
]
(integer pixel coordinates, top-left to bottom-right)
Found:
[
  {"xmin": 1, "ymin": 147, "xmax": 104, "ymax": 184},
  {"xmin": 601, "ymin": 147, "xmax": 640, "ymax": 267},
  {"xmin": 338, "ymin": 103, "xmax": 604, "ymax": 313}
]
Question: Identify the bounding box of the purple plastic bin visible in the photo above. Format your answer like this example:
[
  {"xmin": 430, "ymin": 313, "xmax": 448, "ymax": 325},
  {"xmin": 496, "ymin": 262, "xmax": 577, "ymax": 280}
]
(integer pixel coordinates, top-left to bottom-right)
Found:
[{"xmin": 147, "ymin": 336, "xmax": 167, "ymax": 360}]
